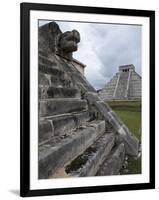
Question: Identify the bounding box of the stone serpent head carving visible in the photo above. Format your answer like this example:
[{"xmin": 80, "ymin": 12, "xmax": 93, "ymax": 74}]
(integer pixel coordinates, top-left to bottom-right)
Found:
[
  {"xmin": 57, "ymin": 30, "xmax": 80, "ymax": 60},
  {"xmin": 39, "ymin": 22, "xmax": 80, "ymax": 60}
]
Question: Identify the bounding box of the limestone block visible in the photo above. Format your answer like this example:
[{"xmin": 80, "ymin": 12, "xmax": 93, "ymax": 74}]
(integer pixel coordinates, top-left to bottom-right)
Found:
[
  {"xmin": 65, "ymin": 132, "xmax": 115, "ymax": 177},
  {"xmin": 96, "ymin": 143, "xmax": 125, "ymax": 176},
  {"xmin": 39, "ymin": 62, "xmax": 64, "ymax": 76},
  {"xmin": 48, "ymin": 111, "xmax": 90, "ymax": 136},
  {"xmin": 39, "ymin": 120, "xmax": 54, "ymax": 144},
  {"xmin": 39, "ymin": 120, "xmax": 105, "ymax": 179},
  {"xmin": 38, "ymin": 22, "xmax": 62, "ymax": 54},
  {"xmin": 98, "ymin": 73, "xmax": 119, "ymax": 100},
  {"xmin": 39, "ymin": 98, "xmax": 88, "ymax": 117},
  {"xmin": 39, "ymin": 54, "xmax": 57, "ymax": 67},
  {"xmin": 118, "ymin": 125, "xmax": 139, "ymax": 156},
  {"xmin": 39, "ymin": 72, "xmax": 50, "ymax": 86},
  {"xmin": 47, "ymin": 86, "xmax": 81, "ymax": 98},
  {"xmin": 74, "ymin": 111, "xmax": 90, "ymax": 126}
]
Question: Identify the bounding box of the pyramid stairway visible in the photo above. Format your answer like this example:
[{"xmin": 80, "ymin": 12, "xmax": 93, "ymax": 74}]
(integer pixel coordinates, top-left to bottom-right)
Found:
[
  {"xmin": 114, "ymin": 71, "xmax": 130, "ymax": 99},
  {"xmin": 38, "ymin": 52, "xmax": 130, "ymax": 179},
  {"xmin": 99, "ymin": 65, "xmax": 141, "ymax": 100},
  {"xmin": 99, "ymin": 73, "xmax": 119, "ymax": 100}
]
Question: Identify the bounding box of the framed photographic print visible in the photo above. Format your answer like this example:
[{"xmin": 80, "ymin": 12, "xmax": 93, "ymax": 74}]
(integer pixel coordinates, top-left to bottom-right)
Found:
[{"xmin": 20, "ymin": 2, "xmax": 155, "ymax": 197}]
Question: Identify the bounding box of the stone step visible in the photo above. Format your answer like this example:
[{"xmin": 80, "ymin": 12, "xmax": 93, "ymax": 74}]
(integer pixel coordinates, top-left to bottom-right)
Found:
[
  {"xmin": 65, "ymin": 132, "xmax": 115, "ymax": 177},
  {"xmin": 39, "ymin": 98, "xmax": 88, "ymax": 117},
  {"xmin": 98, "ymin": 74, "xmax": 119, "ymax": 100},
  {"xmin": 102, "ymin": 87, "xmax": 116, "ymax": 91},
  {"xmin": 39, "ymin": 120, "xmax": 53, "ymax": 144},
  {"xmin": 85, "ymin": 92, "xmax": 139, "ymax": 156},
  {"xmin": 106, "ymin": 80, "xmax": 118, "ymax": 86},
  {"xmin": 106, "ymin": 81, "xmax": 117, "ymax": 86},
  {"xmin": 39, "ymin": 111, "xmax": 90, "ymax": 144},
  {"xmin": 129, "ymin": 90, "xmax": 141, "ymax": 94},
  {"xmin": 46, "ymin": 86, "xmax": 81, "ymax": 98},
  {"xmin": 119, "ymin": 74, "xmax": 129, "ymax": 79},
  {"xmin": 39, "ymin": 62, "xmax": 64, "ymax": 76},
  {"xmin": 129, "ymin": 85, "xmax": 141, "ymax": 89},
  {"xmin": 39, "ymin": 57, "xmax": 96, "ymax": 93},
  {"xmin": 129, "ymin": 92, "xmax": 141, "ymax": 95},
  {"xmin": 96, "ymin": 143, "xmax": 125, "ymax": 176},
  {"xmin": 115, "ymin": 74, "xmax": 129, "ymax": 97},
  {"xmin": 39, "ymin": 49, "xmax": 49, "ymax": 57},
  {"xmin": 39, "ymin": 86, "xmax": 81, "ymax": 99},
  {"xmin": 39, "ymin": 120, "xmax": 106, "ymax": 179},
  {"xmin": 39, "ymin": 54, "xmax": 57, "ymax": 67},
  {"xmin": 106, "ymin": 75, "xmax": 118, "ymax": 85},
  {"xmin": 39, "ymin": 63, "xmax": 74, "ymax": 88}
]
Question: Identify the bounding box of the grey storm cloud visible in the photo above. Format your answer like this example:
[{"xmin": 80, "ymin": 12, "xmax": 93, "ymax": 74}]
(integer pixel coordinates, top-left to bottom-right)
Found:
[{"xmin": 39, "ymin": 20, "xmax": 141, "ymax": 90}]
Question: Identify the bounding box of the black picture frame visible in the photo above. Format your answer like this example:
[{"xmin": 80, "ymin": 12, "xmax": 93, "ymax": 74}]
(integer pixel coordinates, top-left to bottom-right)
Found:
[{"xmin": 20, "ymin": 2, "xmax": 155, "ymax": 197}]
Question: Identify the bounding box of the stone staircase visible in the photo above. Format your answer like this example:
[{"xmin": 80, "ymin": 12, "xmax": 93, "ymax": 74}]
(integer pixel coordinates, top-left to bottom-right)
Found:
[
  {"xmin": 128, "ymin": 71, "xmax": 141, "ymax": 99},
  {"xmin": 39, "ymin": 53, "xmax": 112, "ymax": 178},
  {"xmin": 114, "ymin": 71, "xmax": 130, "ymax": 99},
  {"xmin": 38, "ymin": 52, "xmax": 124, "ymax": 179},
  {"xmin": 38, "ymin": 22, "xmax": 139, "ymax": 179},
  {"xmin": 99, "ymin": 73, "xmax": 119, "ymax": 100}
]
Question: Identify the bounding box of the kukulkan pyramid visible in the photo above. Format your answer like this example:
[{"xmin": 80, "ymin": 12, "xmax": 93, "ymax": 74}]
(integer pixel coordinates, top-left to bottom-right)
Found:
[
  {"xmin": 38, "ymin": 22, "xmax": 139, "ymax": 179},
  {"xmin": 99, "ymin": 65, "xmax": 141, "ymax": 100}
]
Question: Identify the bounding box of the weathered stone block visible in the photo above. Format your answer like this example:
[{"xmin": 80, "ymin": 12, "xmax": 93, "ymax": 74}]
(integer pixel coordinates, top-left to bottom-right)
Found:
[
  {"xmin": 39, "ymin": 54, "xmax": 57, "ymax": 67},
  {"xmin": 39, "ymin": 120, "xmax": 105, "ymax": 179},
  {"xmin": 39, "ymin": 98, "xmax": 88, "ymax": 117},
  {"xmin": 65, "ymin": 132, "xmax": 115, "ymax": 177},
  {"xmin": 39, "ymin": 72, "xmax": 50, "ymax": 86},
  {"xmin": 118, "ymin": 125, "xmax": 139, "ymax": 156},
  {"xmin": 39, "ymin": 120, "xmax": 54, "ymax": 144},
  {"xmin": 96, "ymin": 143, "xmax": 125, "ymax": 176},
  {"xmin": 47, "ymin": 86, "xmax": 81, "ymax": 98},
  {"xmin": 39, "ymin": 62, "xmax": 64, "ymax": 76},
  {"xmin": 49, "ymin": 111, "xmax": 90, "ymax": 136}
]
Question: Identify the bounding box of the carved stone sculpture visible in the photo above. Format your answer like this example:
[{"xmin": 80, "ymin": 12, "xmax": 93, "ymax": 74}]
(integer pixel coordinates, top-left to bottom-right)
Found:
[{"xmin": 57, "ymin": 30, "xmax": 80, "ymax": 60}]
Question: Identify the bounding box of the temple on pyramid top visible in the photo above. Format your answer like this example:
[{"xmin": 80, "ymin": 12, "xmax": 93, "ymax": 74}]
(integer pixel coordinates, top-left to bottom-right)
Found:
[
  {"xmin": 98, "ymin": 64, "xmax": 141, "ymax": 100},
  {"xmin": 119, "ymin": 64, "xmax": 135, "ymax": 72}
]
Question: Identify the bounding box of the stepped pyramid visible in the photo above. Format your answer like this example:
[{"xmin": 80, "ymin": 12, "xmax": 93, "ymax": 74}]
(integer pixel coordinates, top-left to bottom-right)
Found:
[
  {"xmin": 99, "ymin": 65, "xmax": 141, "ymax": 100},
  {"xmin": 38, "ymin": 22, "xmax": 139, "ymax": 179}
]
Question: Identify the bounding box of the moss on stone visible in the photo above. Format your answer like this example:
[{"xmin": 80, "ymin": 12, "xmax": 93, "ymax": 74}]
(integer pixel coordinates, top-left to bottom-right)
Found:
[{"xmin": 65, "ymin": 146, "xmax": 97, "ymax": 174}]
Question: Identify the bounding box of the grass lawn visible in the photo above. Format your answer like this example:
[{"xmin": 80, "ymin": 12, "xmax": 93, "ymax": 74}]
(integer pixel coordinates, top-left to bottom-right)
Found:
[
  {"xmin": 107, "ymin": 100, "xmax": 141, "ymax": 174},
  {"xmin": 115, "ymin": 110, "xmax": 141, "ymax": 139}
]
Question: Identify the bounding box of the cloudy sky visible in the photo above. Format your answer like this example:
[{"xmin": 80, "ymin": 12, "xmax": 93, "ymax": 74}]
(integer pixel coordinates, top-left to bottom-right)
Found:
[{"xmin": 39, "ymin": 20, "xmax": 142, "ymax": 90}]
